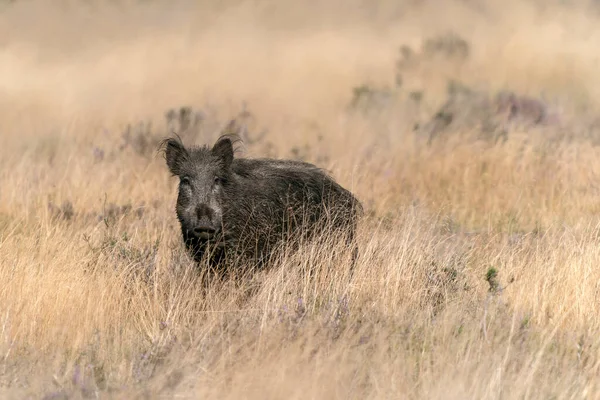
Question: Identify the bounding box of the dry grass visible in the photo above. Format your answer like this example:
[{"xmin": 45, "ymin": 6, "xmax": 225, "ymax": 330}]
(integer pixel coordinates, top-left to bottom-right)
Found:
[{"xmin": 2, "ymin": 0, "xmax": 600, "ymax": 398}]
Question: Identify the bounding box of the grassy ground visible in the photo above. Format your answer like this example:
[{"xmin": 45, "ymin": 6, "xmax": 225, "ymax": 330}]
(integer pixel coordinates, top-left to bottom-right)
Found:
[{"xmin": 2, "ymin": 0, "xmax": 600, "ymax": 398}]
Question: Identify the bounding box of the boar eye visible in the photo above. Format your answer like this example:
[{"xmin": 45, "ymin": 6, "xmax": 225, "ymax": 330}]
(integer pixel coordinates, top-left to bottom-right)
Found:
[
  {"xmin": 214, "ymin": 177, "xmax": 222, "ymax": 185},
  {"xmin": 180, "ymin": 176, "xmax": 191, "ymax": 186}
]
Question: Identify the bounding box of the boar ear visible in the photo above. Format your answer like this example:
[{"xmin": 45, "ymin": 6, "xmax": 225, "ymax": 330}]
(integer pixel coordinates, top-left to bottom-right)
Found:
[
  {"xmin": 160, "ymin": 138, "xmax": 188, "ymax": 176},
  {"xmin": 212, "ymin": 137, "xmax": 234, "ymax": 168}
]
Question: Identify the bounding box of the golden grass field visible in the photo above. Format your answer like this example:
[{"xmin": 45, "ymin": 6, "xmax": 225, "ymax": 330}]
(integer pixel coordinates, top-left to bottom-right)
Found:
[{"xmin": 3, "ymin": 0, "xmax": 600, "ymax": 398}]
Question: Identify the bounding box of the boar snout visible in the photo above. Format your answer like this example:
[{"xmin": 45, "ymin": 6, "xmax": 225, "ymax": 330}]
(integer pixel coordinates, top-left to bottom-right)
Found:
[{"xmin": 193, "ymin": 204, "xmax": 219, "ymax": 239}]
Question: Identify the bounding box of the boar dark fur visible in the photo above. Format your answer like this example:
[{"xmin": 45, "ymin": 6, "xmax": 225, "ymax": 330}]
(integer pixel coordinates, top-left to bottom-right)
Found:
[{"xmin": 160, "ymin": 133, "xmax": 363, "ymax": 269}]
